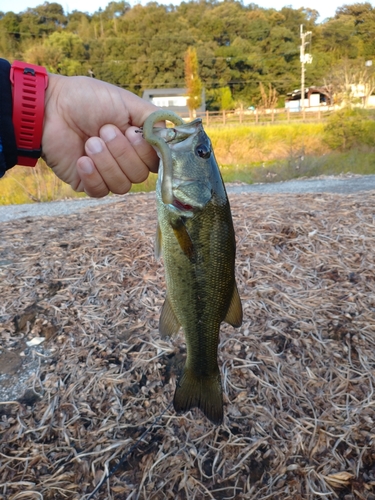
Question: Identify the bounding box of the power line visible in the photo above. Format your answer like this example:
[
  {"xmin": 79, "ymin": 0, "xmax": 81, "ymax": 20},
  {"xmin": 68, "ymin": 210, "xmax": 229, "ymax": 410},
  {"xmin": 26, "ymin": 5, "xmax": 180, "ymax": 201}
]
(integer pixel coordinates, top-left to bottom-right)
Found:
[{"xmin": 90, "ymin": 77, "xmax": 300, "ymax": 90}]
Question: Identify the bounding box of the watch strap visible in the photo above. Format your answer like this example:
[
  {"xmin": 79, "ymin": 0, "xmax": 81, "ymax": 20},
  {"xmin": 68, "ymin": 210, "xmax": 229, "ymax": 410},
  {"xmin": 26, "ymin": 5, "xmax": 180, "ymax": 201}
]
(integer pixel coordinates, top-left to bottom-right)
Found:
[{"xmin": 10, "ymin": 61, "xmax": 48, "ymax": 167}]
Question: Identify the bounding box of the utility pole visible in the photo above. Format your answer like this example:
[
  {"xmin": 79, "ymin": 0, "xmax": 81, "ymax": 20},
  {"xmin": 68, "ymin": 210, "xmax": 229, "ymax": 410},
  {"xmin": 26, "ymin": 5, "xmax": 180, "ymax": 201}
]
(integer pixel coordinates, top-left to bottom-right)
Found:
[{"xmin": 300, "ymin": 25, "xmax": 312, "ymax": 112}]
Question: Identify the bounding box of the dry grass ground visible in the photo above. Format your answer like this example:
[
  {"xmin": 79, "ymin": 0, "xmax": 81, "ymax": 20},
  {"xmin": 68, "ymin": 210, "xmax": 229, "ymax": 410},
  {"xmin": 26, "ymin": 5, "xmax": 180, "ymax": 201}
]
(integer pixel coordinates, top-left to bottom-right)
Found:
[{"xmin": 0, "ymin": 190, "xmax": 375, "ymax": 500}]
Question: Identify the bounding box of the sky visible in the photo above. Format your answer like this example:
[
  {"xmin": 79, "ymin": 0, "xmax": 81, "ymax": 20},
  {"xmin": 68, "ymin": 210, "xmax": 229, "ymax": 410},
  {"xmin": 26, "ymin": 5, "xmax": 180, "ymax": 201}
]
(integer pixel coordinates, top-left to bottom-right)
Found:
[{"xmin": 0, "ymin": 0, "xmax": 372, "ymax": 23}]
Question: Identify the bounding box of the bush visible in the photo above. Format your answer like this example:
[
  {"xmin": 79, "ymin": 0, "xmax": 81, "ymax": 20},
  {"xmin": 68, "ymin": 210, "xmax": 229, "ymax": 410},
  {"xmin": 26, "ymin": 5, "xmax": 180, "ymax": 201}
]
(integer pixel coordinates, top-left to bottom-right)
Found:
[{"xmin": 323, "ymin": 108, "xmax": 375, "ymax": 151}]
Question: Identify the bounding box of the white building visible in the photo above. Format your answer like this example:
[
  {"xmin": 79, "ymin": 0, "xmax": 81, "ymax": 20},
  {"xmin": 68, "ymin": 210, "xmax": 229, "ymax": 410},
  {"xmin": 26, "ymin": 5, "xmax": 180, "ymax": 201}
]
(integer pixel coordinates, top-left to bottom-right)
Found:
[
  {"xmin": 142, "ymin": 88, "xmax": 205, "ymax": 115},
  {"xmin": 285, "ymin": 86, "xmax": 332, "ymax": 111}
]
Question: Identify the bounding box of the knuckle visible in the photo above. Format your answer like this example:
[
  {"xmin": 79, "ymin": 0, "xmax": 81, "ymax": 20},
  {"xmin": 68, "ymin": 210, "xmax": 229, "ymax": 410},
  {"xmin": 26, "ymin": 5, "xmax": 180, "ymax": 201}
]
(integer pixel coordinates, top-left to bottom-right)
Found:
[{"xmin": 111, "ymin": 179, "xmax": 131, "ymax": 195}]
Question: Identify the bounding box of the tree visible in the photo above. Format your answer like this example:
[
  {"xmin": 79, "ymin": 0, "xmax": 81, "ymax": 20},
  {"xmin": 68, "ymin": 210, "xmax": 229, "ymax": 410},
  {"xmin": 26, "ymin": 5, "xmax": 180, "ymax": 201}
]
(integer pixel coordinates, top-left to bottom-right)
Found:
[
  {"xmin": 25, "ymin": 31, "xmax": 87, "ymax": 75},
  {"xmin": 185, "ymin": 46, "xmax": 202, "ymax": 119},
  {"xmin": 258, "ymin": 83, "xmax": 278, "ymax": 110},
  {"xmin": 0, "ymin": 12, "xmax": 21, "ymax": 57},
  {"xmin": 104, "ymin": 1, "xmax": 130, "ymax": 33},
  {"xmin": 323, "ymin": 108, "xmax": 369, "ymax": 150},
  {"xmin": 220, "ymin": 86, "xmax": 233, "ymax": 110},
  {"xmin": 7, "ymin": 0, "xmax": 375, "ymax": 109},
  {"xmin": 320, "ymin": 17, "xmax": 360, "ymax": 58},
  {"xmin": 325, "ymin": 58, "xmax": 375, "ymax": 107},
  {"xmin": 34, "ymin": 2, "xmax": 66, "ymax": 27}
]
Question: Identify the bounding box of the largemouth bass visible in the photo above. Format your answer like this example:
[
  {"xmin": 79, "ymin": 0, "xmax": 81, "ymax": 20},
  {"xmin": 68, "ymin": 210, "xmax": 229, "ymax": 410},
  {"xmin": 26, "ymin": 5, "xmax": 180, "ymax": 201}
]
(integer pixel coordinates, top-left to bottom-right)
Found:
[{"xmin": 143, "ymin": 110, "xmax": 242, "ymax": 425}]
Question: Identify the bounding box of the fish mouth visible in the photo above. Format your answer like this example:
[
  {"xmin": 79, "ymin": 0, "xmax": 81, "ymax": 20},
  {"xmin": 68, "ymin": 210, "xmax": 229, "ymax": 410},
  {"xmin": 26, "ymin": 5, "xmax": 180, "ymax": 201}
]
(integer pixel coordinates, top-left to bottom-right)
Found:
[
  {"xmin": 171, "ymin": 178, "xmax": 211, "ymax": 213},
  {"xmin": 172, "ymin": 198, "xmax": 194, "ymax": 212}
]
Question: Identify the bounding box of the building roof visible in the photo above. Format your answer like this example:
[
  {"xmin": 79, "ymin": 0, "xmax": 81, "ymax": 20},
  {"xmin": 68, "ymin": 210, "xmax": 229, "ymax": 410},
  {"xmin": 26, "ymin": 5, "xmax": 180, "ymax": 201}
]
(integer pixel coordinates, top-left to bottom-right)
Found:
[
  {"xmin": 142, "ymin": 88, "xmax": 206, "ymax": 113},
  {"xmin": 286, "ymin": 86, "xmax": 332, "ymax": 100},
  {"xmin": 142, "ymin": 88, "xmax": 188, "ymax": 99}
]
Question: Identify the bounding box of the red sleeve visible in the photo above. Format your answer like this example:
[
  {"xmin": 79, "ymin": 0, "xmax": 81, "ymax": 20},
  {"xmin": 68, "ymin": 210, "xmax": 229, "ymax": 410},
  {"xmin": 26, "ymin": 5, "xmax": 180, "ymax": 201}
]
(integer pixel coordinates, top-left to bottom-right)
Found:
[{"xmin": 0, "ymin": 58, "xmax": 17, "ymax": 177}]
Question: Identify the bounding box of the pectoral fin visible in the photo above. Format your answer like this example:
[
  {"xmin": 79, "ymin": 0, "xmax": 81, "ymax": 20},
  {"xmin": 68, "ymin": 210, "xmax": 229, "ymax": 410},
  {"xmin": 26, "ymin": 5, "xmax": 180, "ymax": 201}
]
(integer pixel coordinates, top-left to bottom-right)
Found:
[
  {"xmin": 171, "ymin": 218, "xmax": 195, "ymax": 262},
  {"xmin": 224, "ymin": 283, "xmax": 242, "ymax": 328},
  {"xmin": 159, "ymin": 295, "xmax": 180, "ymax": 338},
  {"xmin": 155, "ymin": 222, "xmax": 162, "ymax": 259}
]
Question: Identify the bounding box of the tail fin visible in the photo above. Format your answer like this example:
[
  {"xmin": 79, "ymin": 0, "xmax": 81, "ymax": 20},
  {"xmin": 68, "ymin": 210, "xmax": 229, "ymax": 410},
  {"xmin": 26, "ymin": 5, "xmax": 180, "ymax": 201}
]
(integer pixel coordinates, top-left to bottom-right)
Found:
[{"xmin": 173, "ymin": 368, "xmax": 223, "ymax": 425}]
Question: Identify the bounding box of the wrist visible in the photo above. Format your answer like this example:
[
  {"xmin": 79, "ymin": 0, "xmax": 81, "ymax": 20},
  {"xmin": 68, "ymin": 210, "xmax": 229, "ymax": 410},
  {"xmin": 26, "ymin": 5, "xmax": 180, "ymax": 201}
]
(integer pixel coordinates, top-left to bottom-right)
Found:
[
  {"xmin": 43, "ymin": 73, "xmax": 60, "ymax": 123},
  {"xmin": 10, "ymin": 61, "xmax": 48, "ymax": 167}
]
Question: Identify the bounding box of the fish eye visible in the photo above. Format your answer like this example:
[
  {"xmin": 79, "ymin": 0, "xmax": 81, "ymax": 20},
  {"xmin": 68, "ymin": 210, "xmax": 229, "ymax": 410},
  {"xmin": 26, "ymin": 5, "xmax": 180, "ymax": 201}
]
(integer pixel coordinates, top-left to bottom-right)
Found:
[{"xmin": 195, "ymin": 144, "xmax": 211, "ymax": 159}]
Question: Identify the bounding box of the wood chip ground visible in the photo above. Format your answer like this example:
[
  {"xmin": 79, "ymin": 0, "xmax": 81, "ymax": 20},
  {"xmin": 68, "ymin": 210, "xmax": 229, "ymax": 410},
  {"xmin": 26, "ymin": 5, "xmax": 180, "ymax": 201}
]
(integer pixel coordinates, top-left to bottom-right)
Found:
[{"xmin": 0, "ymin": 190, "xmax": 375, "ymax": 500}]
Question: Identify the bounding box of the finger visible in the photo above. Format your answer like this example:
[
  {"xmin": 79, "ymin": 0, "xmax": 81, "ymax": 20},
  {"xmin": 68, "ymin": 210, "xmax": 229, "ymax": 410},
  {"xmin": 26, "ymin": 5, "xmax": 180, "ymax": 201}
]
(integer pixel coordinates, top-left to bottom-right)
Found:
[
  {"xmin": 76, "ymin": 156, "xmax": 110, "ymax": 198},
  {"xmin": 99, "ymin": 125, "xmax": 154, "ymax": 183},
  {"xmin": 125, "ymin": 126, "xmax": 159, "ymax": 174},
  {"xmin": 85, "ymin": 135, "xmax": 132, "ymax": 194},
  {"xmin": 118, "ymin": 89, "xmax": 159, "ymax": 128}
]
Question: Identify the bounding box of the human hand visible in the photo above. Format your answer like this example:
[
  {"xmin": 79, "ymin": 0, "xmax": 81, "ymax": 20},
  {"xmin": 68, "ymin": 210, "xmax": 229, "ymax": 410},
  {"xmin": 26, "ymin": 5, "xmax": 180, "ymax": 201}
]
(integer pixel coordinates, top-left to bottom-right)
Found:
[{"xmin": 42, "ymin": 74, "xmax": 159, "ymax": 197}]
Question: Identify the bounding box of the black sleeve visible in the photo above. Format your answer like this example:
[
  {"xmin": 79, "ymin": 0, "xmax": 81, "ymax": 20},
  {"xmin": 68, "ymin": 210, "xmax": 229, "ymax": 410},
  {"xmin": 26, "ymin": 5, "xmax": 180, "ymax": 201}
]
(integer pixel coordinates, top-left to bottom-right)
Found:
[{"xmin": 0, "ymin": 59, "xmax": 17, "ymax": 178}]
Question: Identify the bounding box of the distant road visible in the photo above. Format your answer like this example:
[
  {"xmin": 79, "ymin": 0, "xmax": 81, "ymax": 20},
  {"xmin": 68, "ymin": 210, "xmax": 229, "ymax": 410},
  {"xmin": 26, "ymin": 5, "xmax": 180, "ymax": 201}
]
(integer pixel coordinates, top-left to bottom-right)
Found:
[
  {"xmin": 226, "ymin": 174, "xmax": 375, "ymax": 195},
  {"xmin": 1, "ymin": 175, "xmax": 375, "ymax": 223}
]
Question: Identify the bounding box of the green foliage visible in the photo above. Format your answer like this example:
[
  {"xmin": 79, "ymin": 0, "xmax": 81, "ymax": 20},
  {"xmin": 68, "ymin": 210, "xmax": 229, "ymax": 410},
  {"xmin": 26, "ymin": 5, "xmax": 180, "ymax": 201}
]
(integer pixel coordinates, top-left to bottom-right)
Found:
[
  {"xmin": 206, "ymin": 86, "xmax": 237, "ymax": 110},
  {"xmin": 323, "ymin": 108, "xmax": 375, "ymax": 151},
  {"xmin": 220, "ymin": 86, "xmax": 234, "ymax": 110},
  {"xmin": 1, "ymin": 0, "xmax": 375, "ymax": 104}
]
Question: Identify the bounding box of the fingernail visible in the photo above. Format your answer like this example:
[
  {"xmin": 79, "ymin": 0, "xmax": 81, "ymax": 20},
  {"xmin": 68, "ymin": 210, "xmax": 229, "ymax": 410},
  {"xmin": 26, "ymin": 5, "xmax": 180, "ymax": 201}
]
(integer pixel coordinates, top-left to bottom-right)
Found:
[
  {"xmin": 86, "ymin": 137, "xmax": 103, "ymax": 154},
  {"xmin": 127, "ymin": 127, "xmax": 144, "ymax": 145},
  {"xmin": 100, "ymin": 125, "xmax": 117, "ymax": 143},
  {"xmin": 79, "ymin": 158, "xmax": 94, "ymax": 174}
]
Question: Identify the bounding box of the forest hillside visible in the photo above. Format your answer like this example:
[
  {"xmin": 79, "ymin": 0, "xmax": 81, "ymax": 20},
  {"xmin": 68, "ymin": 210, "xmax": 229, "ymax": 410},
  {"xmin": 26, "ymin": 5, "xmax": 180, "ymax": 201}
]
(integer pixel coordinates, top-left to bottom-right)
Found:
[{"xmin": 1, "ymin": 1, "xmax": 375, "ymax": 109}]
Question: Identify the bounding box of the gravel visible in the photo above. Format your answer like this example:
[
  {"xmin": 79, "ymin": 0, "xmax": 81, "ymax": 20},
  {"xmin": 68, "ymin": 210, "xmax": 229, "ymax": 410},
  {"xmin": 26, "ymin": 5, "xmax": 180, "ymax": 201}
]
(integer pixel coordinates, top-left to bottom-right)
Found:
[
  {"xmin": 1, "ymin": 174, "xmax": 375, "ymax": 223},
  {"xmin": 226, "ymin": 173, "xmax": 375, "ymax": 195},
  {"xmin": 0, "ymin": 195, "xmax": 121, "ymax": 223}
]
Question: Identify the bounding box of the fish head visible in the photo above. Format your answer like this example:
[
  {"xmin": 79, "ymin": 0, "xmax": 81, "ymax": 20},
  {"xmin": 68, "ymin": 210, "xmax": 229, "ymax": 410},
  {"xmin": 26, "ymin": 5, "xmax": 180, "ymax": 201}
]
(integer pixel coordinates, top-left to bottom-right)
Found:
[{"xmin": 154, "ymin": 119, "xmax": 226, "ymax": 216}]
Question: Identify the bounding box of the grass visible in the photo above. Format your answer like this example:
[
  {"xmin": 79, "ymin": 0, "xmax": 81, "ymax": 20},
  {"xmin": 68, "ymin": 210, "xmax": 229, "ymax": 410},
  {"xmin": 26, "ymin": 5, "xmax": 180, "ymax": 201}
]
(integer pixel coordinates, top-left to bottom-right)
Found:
[
  {"xmin": 1, "ymin": 121, "xmax": 374, "ymax": 205},
  {"xmin": 0, "ymin": 163, "xmax": 156, "ymax": 206},
  {"xmin": 0, "ymin": 163, "xmax": 84, "ymax": 205},
  {"xmin": 130, "ymin": 173, "xmax": 157, "ymax": 193},
  {"xmin": 207, "ymin": 121, "xmax": 375, "ymax": 184},
  {"xmin": 237, "ymin": 149, "xmax": 375, "ymax": 185},
  {"xmin": 207, "ymin": 122, "xmax": 329, "ymax": 166}
]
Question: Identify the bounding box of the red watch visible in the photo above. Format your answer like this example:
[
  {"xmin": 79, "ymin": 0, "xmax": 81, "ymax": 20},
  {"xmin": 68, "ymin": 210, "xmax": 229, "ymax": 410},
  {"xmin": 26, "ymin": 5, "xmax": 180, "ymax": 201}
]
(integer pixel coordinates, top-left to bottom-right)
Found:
[{"xmin": 10, "ymin": 61, "xmax": 49, "ymax": 167}]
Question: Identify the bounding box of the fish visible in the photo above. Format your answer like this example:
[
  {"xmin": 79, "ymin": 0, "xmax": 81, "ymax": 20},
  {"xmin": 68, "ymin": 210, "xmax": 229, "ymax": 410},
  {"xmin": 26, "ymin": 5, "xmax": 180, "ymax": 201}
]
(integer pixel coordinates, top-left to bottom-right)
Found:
[{"xmin": 143, "ymin": 110, "xmax": 242, "ymax": 425}]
